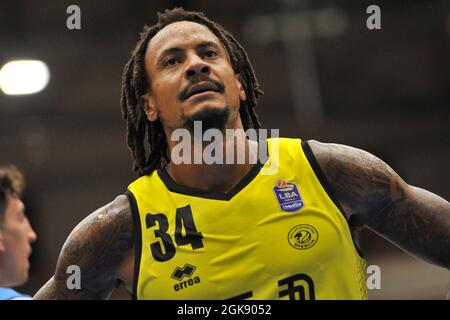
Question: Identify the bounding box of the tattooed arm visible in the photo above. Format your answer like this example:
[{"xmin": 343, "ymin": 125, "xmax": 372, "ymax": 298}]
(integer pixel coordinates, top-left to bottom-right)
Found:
[
  {"xmin": 34, "ymin": 195, "xmax": 134, "ymax": 299},
  {"xmin": 308, "ymin": 140, "xmax": 450, "ymax": 269}
]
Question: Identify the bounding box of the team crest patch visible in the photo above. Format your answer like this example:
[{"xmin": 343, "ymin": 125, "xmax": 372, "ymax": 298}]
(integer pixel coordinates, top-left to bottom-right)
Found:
[
  {"xmin": 273, "ymin": 179, "xmax": 304, "ymax": 212},
  {"xmin": 288, "ymin": 224, "xmax": 318, "ymax": 250}
]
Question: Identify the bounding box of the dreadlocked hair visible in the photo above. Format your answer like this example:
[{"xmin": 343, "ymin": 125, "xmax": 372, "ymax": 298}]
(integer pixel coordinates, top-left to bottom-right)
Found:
[{"xmin": 121, "ymin": 7, "xmax": 264, "ymax": 176}]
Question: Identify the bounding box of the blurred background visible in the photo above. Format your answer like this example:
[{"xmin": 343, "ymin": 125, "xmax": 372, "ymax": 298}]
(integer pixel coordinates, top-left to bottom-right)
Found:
[{"xmin": 0, "ymin": 0, "xmax": 449, "ymax": 299}]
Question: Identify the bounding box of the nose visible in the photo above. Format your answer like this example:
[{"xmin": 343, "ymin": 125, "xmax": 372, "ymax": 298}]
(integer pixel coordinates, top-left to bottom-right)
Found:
[
  {"xmin": 26, "ymin": 219, "xmax": 37, "ymax": 243},
  {"xmin": 185, "ymin": 54, "xmax": 210, "ymax": 79}
]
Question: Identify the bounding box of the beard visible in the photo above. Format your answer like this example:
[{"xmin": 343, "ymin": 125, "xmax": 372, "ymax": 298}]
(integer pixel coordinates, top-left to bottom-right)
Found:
[{"xmin": 181, "ymin": 105, "xmax": 231, "ymax": 135}]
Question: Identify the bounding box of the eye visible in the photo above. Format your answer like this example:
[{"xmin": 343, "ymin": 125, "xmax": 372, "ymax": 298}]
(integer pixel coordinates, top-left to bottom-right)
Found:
[
  {"xmin": 204, "ymin": 50, "xmax": 217, "ymax": 58},
  {"xmin": 164, "ymin": 57, "xmax": 178, "ymax": 67}
]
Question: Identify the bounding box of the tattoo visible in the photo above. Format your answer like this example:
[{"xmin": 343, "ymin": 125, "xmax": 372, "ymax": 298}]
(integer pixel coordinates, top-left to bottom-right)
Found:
[
  {"xmin": 308, "ymin": 140, "xmax": 450, "ymax": 269},
  {"xmin": 34, "ymin": 195, "xmax": 133, "ymax": 299}
]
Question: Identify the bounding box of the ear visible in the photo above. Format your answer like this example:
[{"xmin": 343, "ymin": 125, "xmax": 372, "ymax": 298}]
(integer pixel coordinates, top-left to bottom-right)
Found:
[
  {"xmin": 140, "ymin": 93, "xmax": 158, "ymax": 122},
  {"xmin": 235, "ymin": 74, "xmax": 247, "ymax": 102}
]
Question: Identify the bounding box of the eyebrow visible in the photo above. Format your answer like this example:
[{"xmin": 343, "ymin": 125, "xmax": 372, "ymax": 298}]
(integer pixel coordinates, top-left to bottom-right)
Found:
[
  {"xmin": 156, "ymin": 41, "xmax": 222, "ymax": 64},
  {"xmin": 196, "ymin": 41, "xmax": 221, "ymax": 53}
]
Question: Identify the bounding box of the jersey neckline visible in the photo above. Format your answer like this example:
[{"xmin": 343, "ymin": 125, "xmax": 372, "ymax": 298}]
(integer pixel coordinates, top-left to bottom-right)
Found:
[{"xmin": 156, "ymin": 140, "xmax": 269, "ymax": 201}]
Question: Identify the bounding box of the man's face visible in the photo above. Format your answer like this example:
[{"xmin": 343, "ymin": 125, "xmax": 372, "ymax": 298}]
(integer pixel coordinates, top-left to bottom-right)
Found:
[
  {"xmin": 141, "ymin": 21, "xmax": 246, "ymax": 134},
  {"xmin": 0, "ymin": 195, "xmax": 37, "ymax": 287}
]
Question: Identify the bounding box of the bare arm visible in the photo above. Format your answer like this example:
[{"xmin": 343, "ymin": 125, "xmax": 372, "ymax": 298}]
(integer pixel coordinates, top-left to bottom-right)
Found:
[
  {"xmin": 34, "ymin": 195, "xmax": 134, "ymax": 299},
  {"xmin": 308, "ymin": 140, "xmax": 450, "ymax": 269}
]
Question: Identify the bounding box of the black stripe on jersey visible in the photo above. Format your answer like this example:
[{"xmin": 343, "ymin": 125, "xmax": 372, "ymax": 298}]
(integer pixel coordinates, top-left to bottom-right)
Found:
[
  {"xmin": 301, "ymin": 140, "xmax": 365, "ymax": 258},
  {"xmin": 126, "ymin": 190, "xmax": 142, "ymax": 300},
  {"xmin": 226, "ymin": 291, "xmax": 253, "ymax": 300},
  {"xmin": 157, "ymin": 163, "xmax": 263, "ymax": 200}
]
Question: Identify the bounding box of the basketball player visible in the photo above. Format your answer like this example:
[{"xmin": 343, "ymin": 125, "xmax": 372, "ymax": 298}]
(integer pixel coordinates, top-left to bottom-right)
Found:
[
  {"xmin": 34, "ymin": 8, "xmax": 449, "ymax": 300},
  {"xmin": 0, "ymin": 165, "xmax": 37, "ymax": 300}
]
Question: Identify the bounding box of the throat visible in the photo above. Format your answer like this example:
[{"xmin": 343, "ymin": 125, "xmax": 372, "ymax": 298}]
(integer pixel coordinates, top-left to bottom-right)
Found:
[{"xmin": 165, "ymin": 139, "xmax": 260, "ymax": 194}]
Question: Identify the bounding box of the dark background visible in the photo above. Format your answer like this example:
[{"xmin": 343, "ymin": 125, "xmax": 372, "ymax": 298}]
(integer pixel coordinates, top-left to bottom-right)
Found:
[{"xmin": 0, "ymin": 0, "xmax": 449, "ymax": 299}]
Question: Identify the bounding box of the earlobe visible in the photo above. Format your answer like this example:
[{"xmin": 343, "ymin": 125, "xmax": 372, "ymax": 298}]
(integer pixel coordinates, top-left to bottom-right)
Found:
[
  {"xmin": 140, "ymin": 93, "xmax": 158, "ymax": 122},
  {"xmin": 235, "ymin": 75, "xmax": 247, "ymax": 101},
  {"xmin": 239, "ymin": 88, "xmax": 247, "ymax": 101}
]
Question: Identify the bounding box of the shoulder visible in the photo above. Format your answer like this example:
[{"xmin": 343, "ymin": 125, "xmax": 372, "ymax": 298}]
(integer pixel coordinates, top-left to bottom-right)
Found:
[
  {"xmin": 34, "ymin": 195, "xmax": 135, "ymax": 299},
  {"xmin": 81, "ymin": 195, "xmax": 131, "ymax": 229},
  {"xmin": 303, "ymin": 140, "xmax": 404, "ymax": 220},
  {"xmin": 306, "ymin": 139, "xmax": 379, "ymax": 161},
  {"xmin": 56, "ymin": 194, "xmax": 134, "ymax": 278},
  {"xmin": 65, "ymin": 195, "xmax": 132, "ymax": 248},
  {"xmin": 305, "ymin": 139, "xmax": 394, "ymax": 179}
]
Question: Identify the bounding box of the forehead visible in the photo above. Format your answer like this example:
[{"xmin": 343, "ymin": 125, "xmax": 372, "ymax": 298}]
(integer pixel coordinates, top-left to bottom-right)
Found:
[
  {"xmin": 5, "ymin": 195, "xmax": 23, "ymax": 214},
  {"xmin": 146, "ymin": 21, "xmax": 225, "ymax": 62}
]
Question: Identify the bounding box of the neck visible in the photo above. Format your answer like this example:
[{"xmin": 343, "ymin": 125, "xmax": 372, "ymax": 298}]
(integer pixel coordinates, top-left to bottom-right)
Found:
[{"xmin": 165, "ymin": 121, "xmax": 259, "ymax": 193}]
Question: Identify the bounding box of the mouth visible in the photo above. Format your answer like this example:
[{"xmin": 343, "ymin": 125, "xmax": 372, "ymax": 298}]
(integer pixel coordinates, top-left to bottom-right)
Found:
[{"xmin": 184, "ymin": 81, "xmax": 221, "ymax": 100}]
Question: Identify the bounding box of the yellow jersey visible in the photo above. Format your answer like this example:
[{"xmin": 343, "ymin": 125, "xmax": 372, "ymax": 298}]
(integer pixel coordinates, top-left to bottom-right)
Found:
[{"xmin": 127, "ymin": 138, "xmax": 368, "ymax": 300}]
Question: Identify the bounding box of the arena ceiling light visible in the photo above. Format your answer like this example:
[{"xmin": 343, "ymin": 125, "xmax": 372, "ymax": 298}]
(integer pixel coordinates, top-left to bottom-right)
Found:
[{"xmin": 0, "ymin": 60, "xmax": 50, "ymax": 95}]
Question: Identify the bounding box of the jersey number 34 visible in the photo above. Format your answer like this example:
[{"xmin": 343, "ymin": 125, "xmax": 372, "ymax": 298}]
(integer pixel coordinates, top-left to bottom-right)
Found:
[{"xmin": 146, "ymin": 205, "xmax": 204, "ymax": 262}]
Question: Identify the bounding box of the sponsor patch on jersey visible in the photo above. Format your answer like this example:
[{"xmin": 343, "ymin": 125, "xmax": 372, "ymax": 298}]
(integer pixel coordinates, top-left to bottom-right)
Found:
[
  {"xmin": 273, "ymin": 179, "xmax": 304, "ymax": 212},
  {"xmin": 287, "ymin": 224, "xmax": 318, "ymax": 250}
]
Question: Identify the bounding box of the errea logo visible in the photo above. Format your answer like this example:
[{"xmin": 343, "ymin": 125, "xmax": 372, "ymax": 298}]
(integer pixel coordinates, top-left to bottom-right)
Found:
[{"xmin": 171, "ymin": 263, "xmax": 201, "ymax": 291}]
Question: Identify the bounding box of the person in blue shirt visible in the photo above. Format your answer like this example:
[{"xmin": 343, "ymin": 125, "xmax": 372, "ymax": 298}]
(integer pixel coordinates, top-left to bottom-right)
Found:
[{"xmin": 0, "ymin": 165, "xmax": 37, "ymax": 300}]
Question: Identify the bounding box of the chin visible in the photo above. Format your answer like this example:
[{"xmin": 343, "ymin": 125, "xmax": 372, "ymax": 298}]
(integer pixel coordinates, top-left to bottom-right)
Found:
[
  {"xmin": 15, "ymin": 262, "xmax": 30, "ymax": 286},
  {"xmin": 6, "ymin": 274, "xmax": 27, "ymax": 288},
  {"xmin": 182, "ymin": 103, "xmax": 231, "ymax": 133},
  {"xmin": 186, "ymin": 99, "xmax": 227, "ymax": 113}
]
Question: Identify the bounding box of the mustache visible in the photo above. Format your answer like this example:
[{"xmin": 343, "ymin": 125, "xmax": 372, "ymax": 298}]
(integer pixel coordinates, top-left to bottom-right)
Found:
[{"xmin": 178, "ymin": 74, "xmax": 225, "ymax": 101}]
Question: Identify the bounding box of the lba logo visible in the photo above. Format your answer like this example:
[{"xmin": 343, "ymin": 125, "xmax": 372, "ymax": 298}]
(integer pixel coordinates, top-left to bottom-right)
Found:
[{"xmin": 273, "ymin": 179, "xmax": 304, "ymax": 212}]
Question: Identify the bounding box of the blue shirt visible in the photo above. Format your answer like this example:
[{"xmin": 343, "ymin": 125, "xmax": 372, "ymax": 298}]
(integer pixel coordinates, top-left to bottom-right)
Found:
[{"xmin": 0, "ymin": 288, "xmax": 32, "ymax": 300}]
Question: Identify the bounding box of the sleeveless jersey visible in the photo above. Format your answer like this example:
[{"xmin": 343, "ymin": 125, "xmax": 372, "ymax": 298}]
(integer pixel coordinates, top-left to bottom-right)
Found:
[{"xmin": 127, "ymin": 138, "xmax": 368, "ymax": 300}]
